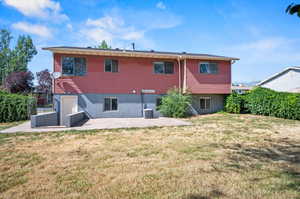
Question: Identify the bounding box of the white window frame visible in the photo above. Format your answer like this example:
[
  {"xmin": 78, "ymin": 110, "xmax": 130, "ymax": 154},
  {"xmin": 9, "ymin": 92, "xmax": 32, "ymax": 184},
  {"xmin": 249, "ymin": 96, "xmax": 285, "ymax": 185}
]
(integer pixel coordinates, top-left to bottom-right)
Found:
[
  {"xmin": 199, "ymin": 97, "xmax": 211, "ymax": 110},
  {"xmin": 104, "ymin": 59, "xmax": 119, "ymax": 73},
  {"xmin": 153, "ymin": 61, "xmax": 174, "ymax": 74},
  {"xmin": 61, "ymin": 56, "xmax": 87, "ymax": 76},
  {"xmin": 103, "ymin": 97, "xmax": 118, "ymax": 112},
  {"xmin": 199, "ymin": 62, "xmax": 218, "ymax": 74}
]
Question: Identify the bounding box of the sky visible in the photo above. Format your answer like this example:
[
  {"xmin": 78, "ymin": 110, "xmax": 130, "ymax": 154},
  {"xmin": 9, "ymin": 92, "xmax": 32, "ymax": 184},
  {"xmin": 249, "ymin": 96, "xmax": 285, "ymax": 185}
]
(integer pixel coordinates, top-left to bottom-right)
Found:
[{"xmin": 0, "ymin": 0, "xmax": 300, "ymax": 83}]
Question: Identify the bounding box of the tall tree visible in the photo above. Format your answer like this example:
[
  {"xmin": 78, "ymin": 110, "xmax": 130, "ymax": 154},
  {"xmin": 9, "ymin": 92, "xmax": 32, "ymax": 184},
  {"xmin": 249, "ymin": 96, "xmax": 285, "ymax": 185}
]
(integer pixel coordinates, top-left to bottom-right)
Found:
[
  {"xmin": 4, "ymin": 71, "xmax": 34, "ymax": 93},
  {"xmin": 96, "ymin": 40, "xmax": 111, "ymax": 49},
  {"xmin": 36, "ymin": 69, "xmax": 52, "ymax": 93},
  {"xmin": 286, "ymin": 3, "xmax": 300, "ymax": 17},
  {"xmin": 0, "ymin": 29, "xmax": 12, "ymax": 85},
  {"xmin": 0, "ymin": 29, "xmax": 37, "ymax": 86}
]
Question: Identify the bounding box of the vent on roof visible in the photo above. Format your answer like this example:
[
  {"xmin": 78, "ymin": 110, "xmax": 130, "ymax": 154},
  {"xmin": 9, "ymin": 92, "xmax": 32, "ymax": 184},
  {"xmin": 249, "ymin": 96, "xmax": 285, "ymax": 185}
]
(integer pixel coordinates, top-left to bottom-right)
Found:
[
  {"xmin": 182, "ymin": 51, "xmax": 186, "ymax": 54},
  {"xmin": 150, "ymin": 50, "xmax": 155, "ymax": 52},
  {"xmin": 115, "ymin": 48, "xmax": 119, "ymax": 50},
  {"xmin": 87, "ymin": 46, "xmax": 92, "ymax": 48}
]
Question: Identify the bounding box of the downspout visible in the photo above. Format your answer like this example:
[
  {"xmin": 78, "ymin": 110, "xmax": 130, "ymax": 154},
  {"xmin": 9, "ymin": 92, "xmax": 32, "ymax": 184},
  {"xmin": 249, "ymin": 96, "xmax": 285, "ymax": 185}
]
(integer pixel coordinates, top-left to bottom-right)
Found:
[
  {"xmin": 177, "ymin": 56, "xmax": 181, "ymax": 91},
  {"xmin": 183, "ymin": 58, "xmax": 187, "ymax": 93}
]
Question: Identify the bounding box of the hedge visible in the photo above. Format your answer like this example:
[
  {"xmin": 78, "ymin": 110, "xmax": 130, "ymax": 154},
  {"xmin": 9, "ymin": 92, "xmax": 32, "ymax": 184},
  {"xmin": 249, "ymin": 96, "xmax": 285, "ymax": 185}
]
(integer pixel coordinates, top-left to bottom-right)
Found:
[
  {"xmin": 0, "ymin": 90, "xmax": 37, "ymax": 122},
  {"xmin": 225, "ymin": 87, "xmax": 300, "ymax": 120}
]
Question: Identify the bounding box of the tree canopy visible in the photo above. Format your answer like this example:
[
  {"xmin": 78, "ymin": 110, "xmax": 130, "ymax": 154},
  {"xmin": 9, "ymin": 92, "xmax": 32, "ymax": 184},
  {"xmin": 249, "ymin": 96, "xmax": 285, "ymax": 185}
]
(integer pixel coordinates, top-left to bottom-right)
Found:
[
  {"xmin": 0, "ymin": 29, "xmax": 37, "ymax": 85},
  {"xmin": 286, "ymin": 3, "xmax": 300, "ymax": 17},
  {"xmin": 96, "ymin": 40, "xmax": 111, "ymax": 49},
  {"xmin": 4, "ymin": 71, "xmax": 34, "ymax": 93},
  {"xmin": 36, "ymin": 69, "xmax": 52, "ymax": 93}
]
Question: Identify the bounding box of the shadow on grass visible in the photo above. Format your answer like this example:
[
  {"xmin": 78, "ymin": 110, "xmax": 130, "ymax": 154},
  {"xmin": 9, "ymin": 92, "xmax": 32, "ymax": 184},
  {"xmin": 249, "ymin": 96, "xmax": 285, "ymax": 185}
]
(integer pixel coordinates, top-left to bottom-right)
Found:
[{"xmin": 183, "ymin": 189, "xmax": 225, "ymax": 199}]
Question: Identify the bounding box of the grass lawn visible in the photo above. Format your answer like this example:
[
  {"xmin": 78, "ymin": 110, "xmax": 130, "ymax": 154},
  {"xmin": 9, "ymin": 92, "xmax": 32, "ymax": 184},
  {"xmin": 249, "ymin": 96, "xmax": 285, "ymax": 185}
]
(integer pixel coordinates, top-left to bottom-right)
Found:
[{"xmin": 0, "ymin": 113, "xmax": 300, "ymax": 199}]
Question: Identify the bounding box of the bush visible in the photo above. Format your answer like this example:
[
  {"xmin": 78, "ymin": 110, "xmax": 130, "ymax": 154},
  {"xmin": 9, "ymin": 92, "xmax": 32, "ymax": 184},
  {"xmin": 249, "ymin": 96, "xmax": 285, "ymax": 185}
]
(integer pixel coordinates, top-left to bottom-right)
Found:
[
  {"xmin": 225, "ymin": 93, "xmax": 246, "ymax": 113},
  {"xmin": 225, "ymin": 87, "xmax": 300, "ymax": 120},
  {"xmin": 0, "ymin": 91, "xmax": 37, "ymax": 122},
  {"xmin": 158, "ymin": 88, "xmax": 192, "ymax": 118}
]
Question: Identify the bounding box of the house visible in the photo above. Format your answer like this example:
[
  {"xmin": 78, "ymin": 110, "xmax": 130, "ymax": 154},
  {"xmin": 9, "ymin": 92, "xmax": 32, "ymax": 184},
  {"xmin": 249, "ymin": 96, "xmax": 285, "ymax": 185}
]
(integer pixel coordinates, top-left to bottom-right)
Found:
[
  {"xmin": 257, "ymin": 67, "xmax": 300, "ymax": 93},
  {"xmin": 231, "ymin": 84, "xmax": 253, "ymax": 94},
  {"xmin": 43, "ymin": 46, "xmax": 239, "ymax": 125}
]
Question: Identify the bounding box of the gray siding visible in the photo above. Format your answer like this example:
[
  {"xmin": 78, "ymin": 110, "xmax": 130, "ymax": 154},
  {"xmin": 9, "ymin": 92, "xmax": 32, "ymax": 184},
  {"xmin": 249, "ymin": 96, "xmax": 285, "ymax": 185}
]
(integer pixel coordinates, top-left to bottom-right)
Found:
[
  {"xmin": 54, "ymin": 93, "xmax": 163, "ymax": 118},
  {"xmin": 31, "ymin": 112, "xmax": 58, "ymax": 128},
  {"xmin": 191, "ymin": 94, "xmax": 226, "ymax": 114}
]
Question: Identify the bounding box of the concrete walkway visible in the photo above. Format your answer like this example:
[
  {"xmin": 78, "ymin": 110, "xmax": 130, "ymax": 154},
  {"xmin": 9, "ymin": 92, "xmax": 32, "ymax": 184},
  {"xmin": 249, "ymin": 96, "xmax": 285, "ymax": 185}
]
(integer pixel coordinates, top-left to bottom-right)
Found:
[{"xmin": 0, "ymin": 117, "xmax": 191, "ymax": 133}]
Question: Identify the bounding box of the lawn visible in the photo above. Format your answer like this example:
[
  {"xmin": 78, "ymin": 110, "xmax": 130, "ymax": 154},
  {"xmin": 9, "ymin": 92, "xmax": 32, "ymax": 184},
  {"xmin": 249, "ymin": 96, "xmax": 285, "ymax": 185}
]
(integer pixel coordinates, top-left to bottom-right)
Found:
[{"xmin": 0, "ymin": 113, "xmax": 300, "ymax": 199}]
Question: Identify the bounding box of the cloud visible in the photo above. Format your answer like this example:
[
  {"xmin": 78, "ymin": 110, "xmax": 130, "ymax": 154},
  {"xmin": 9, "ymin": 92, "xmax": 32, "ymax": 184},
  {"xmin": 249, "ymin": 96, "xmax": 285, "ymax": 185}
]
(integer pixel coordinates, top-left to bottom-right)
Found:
[
  {"xmin": 12, "ymin": 22, "xmax": 52, "ymax": 38},
  {"xmin": 156, "ymin": 1, "xmax": 166, "ymax": 10},
  {"xmin": 3, "ymin": 0, "xmax": 68, "ymax": 21}
]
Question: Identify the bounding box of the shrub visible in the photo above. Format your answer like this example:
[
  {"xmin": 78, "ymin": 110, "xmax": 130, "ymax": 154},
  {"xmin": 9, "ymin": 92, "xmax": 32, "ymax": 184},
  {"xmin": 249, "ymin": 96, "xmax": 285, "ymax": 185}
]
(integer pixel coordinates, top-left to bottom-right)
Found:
[
  {"xmin": 225, "ymin": 93, "xmax": 245, "ymax": 113},
  {"xmin": 245, "ymin": 87, "xmax": 300, "ymax": 120},
  {"xmin": 158, "ymin": 88, "xmax": 192, "ymax": 118},
  {"xmin": 225, "ymin": 87, "xmax": 300, "ymax": 120},
  {"xmin": 0, "ymin": 91, "xmax": 36, "ymax": 122},
  {"xmin": 4, "ymin": 71, "xmax": 34, "ymax": 94}
]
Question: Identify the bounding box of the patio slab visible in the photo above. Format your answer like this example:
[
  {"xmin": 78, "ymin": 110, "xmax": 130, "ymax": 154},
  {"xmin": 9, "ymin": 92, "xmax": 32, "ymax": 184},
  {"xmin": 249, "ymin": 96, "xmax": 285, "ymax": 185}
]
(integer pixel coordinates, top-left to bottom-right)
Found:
[{"xmin": 0, "ymin": 117, "xmax": 191, "ymax": 133}]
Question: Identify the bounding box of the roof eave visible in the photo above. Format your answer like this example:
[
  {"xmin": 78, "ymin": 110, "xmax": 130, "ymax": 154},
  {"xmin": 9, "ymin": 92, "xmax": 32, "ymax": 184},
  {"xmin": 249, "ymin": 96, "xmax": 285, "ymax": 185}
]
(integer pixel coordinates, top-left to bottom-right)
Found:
[{"xmin": 42, "ymin": 47, "xmax": 239, "ymax": 61}]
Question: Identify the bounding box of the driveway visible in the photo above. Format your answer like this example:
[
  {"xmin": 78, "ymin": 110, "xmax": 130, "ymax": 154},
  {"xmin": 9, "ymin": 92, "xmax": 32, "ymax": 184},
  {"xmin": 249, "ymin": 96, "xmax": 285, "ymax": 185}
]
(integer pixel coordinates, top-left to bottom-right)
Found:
[{"xmin": 0, "ymin": 117, "xmax": 191, "ymax": 133}]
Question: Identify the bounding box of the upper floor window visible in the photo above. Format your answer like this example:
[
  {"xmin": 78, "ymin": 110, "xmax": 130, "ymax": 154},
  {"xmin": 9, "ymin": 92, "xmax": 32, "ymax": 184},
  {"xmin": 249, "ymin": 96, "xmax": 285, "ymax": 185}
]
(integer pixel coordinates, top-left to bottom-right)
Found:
[
  {"xmin": 154, "ymin": 62, "xmax": 174, "ymax": 74},
  {"xmin": 62, "ymin": 57, "xmax": 86, "ymax": 76},
  {"xmin": 199, "ymin": 62, "xmax": 218, "ymax": 74},
  {"xmin": 105, "ymin": 59, "xmax": 118, "ymax": 72}
]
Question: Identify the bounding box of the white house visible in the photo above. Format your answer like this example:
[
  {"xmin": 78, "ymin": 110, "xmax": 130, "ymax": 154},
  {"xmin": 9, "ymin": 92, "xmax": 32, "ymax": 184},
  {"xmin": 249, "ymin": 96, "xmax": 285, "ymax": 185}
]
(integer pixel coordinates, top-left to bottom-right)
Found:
[{"xmin": 257, "ymin": 67, "xmax": 300, "ymax": 93}]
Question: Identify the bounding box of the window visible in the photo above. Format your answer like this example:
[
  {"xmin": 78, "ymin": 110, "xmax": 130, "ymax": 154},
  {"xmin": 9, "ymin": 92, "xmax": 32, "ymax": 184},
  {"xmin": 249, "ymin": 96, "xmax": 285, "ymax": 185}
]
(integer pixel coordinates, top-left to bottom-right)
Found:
[
  {"xmin": 62, "ymin": 57, "xmax": 86, "ymax": 76},
  {"xmin": 104, "ymin": 97, "xmax": 118, "ymax": 111},
  {"xmin": 154, "ymin": 62, "xmax": 174, "ymax": 74},
  {"xmin": 200, "ymin": 97, "xmax": 211, "ymax": 110},
  {"xmin": 105, "ymin": 59, "xmax": 118, "ymax": 72},
  {"xmin": 199, "ymin": 62, "xmax": 218, "ymax": 74}
]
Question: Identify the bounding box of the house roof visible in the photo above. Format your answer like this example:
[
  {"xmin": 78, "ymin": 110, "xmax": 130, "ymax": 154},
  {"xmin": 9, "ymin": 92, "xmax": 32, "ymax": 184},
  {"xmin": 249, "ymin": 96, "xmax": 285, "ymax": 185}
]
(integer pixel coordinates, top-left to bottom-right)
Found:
[
  {"xmin": 257, "ymin": 66, "xmax": 300, "ymax": 86},
  {"xmin": 42, "ymin": 46, "xmax": 239, "ymax": 61}
]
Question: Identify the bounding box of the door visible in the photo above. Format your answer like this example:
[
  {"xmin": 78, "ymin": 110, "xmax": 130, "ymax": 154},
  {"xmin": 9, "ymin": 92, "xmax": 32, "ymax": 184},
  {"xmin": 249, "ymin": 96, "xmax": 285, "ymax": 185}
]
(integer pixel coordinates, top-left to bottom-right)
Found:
[{"xmin": 60, "ymin": 95, "xmax": 78, "ymax": 126}]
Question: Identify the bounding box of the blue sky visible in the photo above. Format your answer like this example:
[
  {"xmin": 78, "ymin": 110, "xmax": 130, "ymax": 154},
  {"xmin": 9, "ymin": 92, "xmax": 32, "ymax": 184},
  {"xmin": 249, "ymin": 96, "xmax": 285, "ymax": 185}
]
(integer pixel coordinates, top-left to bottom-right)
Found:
[{"xmin": 1, "ymin": 0, "xmax": 300, "ymax": 83}]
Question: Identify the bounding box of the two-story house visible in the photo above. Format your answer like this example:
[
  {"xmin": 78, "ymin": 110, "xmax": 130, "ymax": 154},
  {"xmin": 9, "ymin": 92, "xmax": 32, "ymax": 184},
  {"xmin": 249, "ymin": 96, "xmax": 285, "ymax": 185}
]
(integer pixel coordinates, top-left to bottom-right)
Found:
[{"xmin": 43, "ymin": 47, "xmax": 239, "ymax": 125}]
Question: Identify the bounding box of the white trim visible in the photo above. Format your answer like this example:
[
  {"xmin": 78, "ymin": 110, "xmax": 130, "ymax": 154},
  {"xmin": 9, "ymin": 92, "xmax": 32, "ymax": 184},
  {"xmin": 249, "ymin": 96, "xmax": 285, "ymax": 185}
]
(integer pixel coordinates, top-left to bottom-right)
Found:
[
  {"xmin": 257, "ymin": 66, "xmax": 300, "ymax": 86},
  {"xmin": 199, "ymin": 97, "xmax": 211, "ymax": 110},
  {"xmin": 103, "ymin": 97, "xmax": 118, "ymax": 112},
  {"xmin": 60, "ymin": 95, "xmax": 78, "ymax": 126}
]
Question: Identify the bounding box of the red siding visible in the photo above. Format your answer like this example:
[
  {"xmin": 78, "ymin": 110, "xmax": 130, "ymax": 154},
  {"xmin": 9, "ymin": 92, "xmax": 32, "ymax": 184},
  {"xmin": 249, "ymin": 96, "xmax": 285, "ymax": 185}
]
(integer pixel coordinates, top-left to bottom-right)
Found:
[
  {"xmin": 186, "ymin": 60, "xmax": 231, "ymax": 94},
  {"xmin": 53, "ymin": 54, "xmax": 232, "ymax": 94},
  {"xmin": 53, "ymin": 54, "xmax": 179, "ymax": 94}
]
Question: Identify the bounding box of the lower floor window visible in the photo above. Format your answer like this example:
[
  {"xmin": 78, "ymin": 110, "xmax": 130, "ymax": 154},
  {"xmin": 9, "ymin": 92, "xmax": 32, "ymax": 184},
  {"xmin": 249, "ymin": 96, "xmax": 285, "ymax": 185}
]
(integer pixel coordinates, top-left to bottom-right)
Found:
[
  {"xmin": 200, "ymin": 97, "xmax": 211, "ymax": 110},
  {"xmin": 104, "ymin": 97, "xmax": 118, "ymax": 111}
]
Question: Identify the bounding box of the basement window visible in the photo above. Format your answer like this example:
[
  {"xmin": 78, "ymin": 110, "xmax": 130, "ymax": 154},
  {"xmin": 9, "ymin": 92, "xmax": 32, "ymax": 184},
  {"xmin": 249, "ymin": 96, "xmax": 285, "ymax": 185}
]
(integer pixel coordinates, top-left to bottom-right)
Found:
[
  {"xmin": 200, "ymin": 97, "xmax": 211, "ymax": 110},
  {"xmin": 104, "ymin": 97, "xmax": 118, "ymax": 111},
  {"xmin": 154, "ymin": 62, "xmax": 174, "ymax": 74},
  {"xmin": 105, "ymin": 59, "xmax": 118, "ymax": 72}
]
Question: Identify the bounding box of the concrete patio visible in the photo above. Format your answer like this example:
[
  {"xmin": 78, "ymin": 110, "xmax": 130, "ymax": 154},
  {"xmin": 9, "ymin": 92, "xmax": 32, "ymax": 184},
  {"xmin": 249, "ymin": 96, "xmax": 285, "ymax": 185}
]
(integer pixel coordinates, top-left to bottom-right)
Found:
[{"xmin": 0, "ymin": 117, "xmax": 191, "ymax": 133}]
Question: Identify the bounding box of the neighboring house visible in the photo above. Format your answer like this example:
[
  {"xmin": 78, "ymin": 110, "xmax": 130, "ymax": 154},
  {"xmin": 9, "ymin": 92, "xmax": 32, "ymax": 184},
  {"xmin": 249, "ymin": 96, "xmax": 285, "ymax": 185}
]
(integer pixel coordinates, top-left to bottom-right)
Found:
[
  {"xmin": 232, "ymin": 85, "xmax": 253, "ymax": 94},
  {"xmin": 43, "ymin": 47, "xmax": 239, "ymax": 125},
  {"xmin": 257, "ymin": 67, "xmax": 300, "ymax": 93}
]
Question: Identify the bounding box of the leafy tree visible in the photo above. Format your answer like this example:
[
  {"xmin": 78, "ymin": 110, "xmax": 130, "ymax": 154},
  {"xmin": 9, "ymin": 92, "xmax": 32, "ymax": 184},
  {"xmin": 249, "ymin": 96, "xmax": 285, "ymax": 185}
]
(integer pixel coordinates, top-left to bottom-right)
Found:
[
  {"xmin": 36, "ymin": 69, "xmax": 52, "ymax": 93},
  {"xmin": 0, "ymin": 29, "xmax": 37, "ymax": 86},
  {"xmin": 96, "ymin": 40, "xmax": 111, "ymax": 49},
  {"xmin": 0, "ymin": 29, "xmax": 12, "ymax": 85},
  {"xmin": 4, "ymin": 71, "xmax": 34, "ymax": 93},
  {"xmin": 286, "ymin": 3, "xmax": 300, "ymax": 17}
]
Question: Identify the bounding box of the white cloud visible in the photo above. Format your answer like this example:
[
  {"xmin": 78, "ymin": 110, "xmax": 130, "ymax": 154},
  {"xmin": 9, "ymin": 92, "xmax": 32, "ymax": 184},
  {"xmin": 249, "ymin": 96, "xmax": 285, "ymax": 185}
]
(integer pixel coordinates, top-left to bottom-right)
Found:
[
  {"xmin": 12, "ymin": 22, "xmax": 52, "ymax": 38},
  {"xmin": 81, "ymin": 15, "xmax": 146, "ymax": 47},
  {"xmin": 156, "ymin": 1, "xmax": 166, "ymax": 10},
  {"xmin": 3, "ymin": 0, "xmax": 68, "ymax": 21}
]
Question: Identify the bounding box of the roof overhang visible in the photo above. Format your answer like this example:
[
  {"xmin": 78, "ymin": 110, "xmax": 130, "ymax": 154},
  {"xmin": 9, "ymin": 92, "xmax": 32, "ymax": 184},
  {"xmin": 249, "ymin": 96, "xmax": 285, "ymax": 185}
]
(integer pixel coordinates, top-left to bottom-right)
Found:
[{"xmin": 42, "ymin": 47, "xmax": 239, "ymax": 61}]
